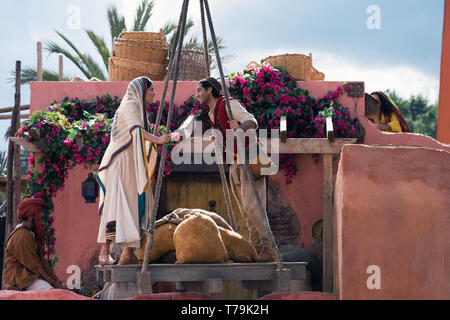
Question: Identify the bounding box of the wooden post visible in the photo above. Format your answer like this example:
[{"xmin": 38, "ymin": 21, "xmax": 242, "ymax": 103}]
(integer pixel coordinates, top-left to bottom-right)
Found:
[
  {"xmin": 280, "ymin": 116, "xmax": 287, "ymax": 143},
  {"xmin": 326, "ymin": 117, "xmax": 335, "ymax": 142},
  {"xmin": 37, "ymin": 42, "xmax": 42, "ymax": 81},
  {"xmin": 322, "ymin": 153, "xmax": 333, "ymax": 292},
  {"xmin": 4, "ymin": 61, "xmax": 22, "ymax": 275},
  {"xmin": 12, "ymin": 59, "xmax": 22, "ymax": 227},
  {"xmin": 59, "ymin": 55, "xmax": 63, "ymax": 81}
]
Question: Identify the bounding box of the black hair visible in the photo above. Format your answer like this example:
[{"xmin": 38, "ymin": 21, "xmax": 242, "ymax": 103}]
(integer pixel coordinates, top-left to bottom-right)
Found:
[
  {"xmin": 143, "ymin": 77, "xmax": 153, "ymax": 89},
  {"xmin": 371, "ymin": 91, "xmax": 394, "ymax": 117},
  {"xmin": 198, "ymin": 78, "xmax": 222, "ymax": 98}
]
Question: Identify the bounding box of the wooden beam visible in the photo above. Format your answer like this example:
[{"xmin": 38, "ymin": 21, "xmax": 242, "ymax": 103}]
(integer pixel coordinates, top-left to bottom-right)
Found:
[
  {"xmin": 0, "ymin": 177, "xmax": 27, "ymax": 194},
  {"xmin": 322, "ymin": 153, "xmax": 333, "ymax": 293},
  {"xmin": 0, "ymin": 114, "xmax": 29, "ymax": 120},
  {"xmin": 177, "ymin": 137, "xmax": 356, "ymax": 155},
  {"xmin": 59, "ymin": 55, "xmax": 63, "ymax": 81},
  {"xmin": 326, "ymin": 117, "xmax": 335, "ymax": 142},
  {"xmin": 280, "ymin": 116, "xmax": 287, "ymax": 143},
  {"xmin": 11, "ymin": 135, "xmax": 357, "ymax": 159},
  {"xmin": 0, "ymin": 105, "xmax": 30, "ymax": 114},
  {"xmin": 37, "ymin": 42, "xmax": 42, "ymax": 81},
  {"xmin": 269, "ymin": 138, "xmax": 356, "ymax": 154},
  {"xmin": 10, "ymin": 137, "xmax": 37, "ymax": 152}
]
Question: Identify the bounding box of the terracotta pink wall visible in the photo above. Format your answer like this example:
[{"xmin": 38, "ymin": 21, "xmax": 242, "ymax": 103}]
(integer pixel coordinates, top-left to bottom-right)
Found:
[
  {"xmin": 334, "ymin": 144, "xmax": 450, "ymax": 299},
  {"xmin": 30, "ymin": 81, "xmax": 198, "ymax": 108},
  {"xmin": 29, "ymin": 80, "xmax": 450, "ymax": 288},
  {"xmin": 30, "ymin": 81, "xmax": 202, "ymax": 283},
  {"xmin": 29, "ymin": 80, "xmax": 360, "ymax": 280}
]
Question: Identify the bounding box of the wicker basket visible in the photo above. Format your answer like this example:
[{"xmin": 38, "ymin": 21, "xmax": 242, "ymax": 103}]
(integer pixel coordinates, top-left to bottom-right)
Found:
[
  {"xmin": 117, "ymin": 30, "xmax": 166, "ymax": 42},
  {"xmin": 262, "ymin": 53, "xmax": 313, "ymax": 80},
  {"xmin": 110, "ymin": 57, "xmax": 166, "ymax": 75},
  {"xmin": 168, "ymin": 49, "xmax": 211, "ymax": 81},
  {"xmin": 114, "ymin": 37, "xmax": 168, "ymax": 50},
  {"xmin": 311, "ymin": 66, "xmax": 325, "ymax": 81},
  {"xmin": 108, "ymin": 58, "xmax": 166, "ymax": 81},
  {"xmin": 113, "ymin": 41, "xmax": 168, "ymax": 64}
]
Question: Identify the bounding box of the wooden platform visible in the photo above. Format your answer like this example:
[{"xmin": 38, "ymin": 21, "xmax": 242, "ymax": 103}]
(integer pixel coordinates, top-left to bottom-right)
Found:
[{"xmin": 96, "ymin": 262, "xmax": 308, "ymax": 299}]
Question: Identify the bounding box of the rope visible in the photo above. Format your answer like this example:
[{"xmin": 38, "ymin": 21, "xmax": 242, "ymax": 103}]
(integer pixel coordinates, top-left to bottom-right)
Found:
[
  {"xmin": 203, "ymin": 0, "xmax": 284, "ymax": 270},
  {"xmin": 92, "ymin": 282, "xmax": 111, "ymax": 299},
  {"xmin": 200, "ymin": 0, "xmax": 236, "ymax": 232},
  {"xmin": 202, "ymin": 0, "xmax": 233, "ymax": 121},
  {"xmin": 141, "ymin": 0, "xmax": 190, "ymax": 275},
  {"xmin": 212, "ymin": 136, "xmax": 237, "ymax": 231},
  {"xmin": 199, "ymin": 0, "xmax": 210, "ymax": 77},
  {"xmin": 152, "ymin": 0, "xmax": 188, "ymax": 139}
]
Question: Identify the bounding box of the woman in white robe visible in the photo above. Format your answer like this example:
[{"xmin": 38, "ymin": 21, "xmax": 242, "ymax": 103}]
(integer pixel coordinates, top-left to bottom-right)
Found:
[{"xmin": 97, "ymin": 77, "xmax": 170, "ymax": 265}]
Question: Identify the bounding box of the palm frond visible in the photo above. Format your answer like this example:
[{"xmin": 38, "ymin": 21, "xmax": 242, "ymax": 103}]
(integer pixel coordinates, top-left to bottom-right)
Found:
[
  {"xmin": 49, "ymin": 30, "xmax": 105, "ymax": 79},
  {"xmin": 162, "ymin": 20, "xmax": 177, "ymax": 36},
  {"xmin": 184, "ymin": 37, "xmax": 200, "ymax": 50},
  {"xmin": 166, "ymin": 17, "xmax": 195, "ymax": 50},
  {"xmin": 184, "ymin": 18, "xmax": 194, "ymax": 37},
  {"xmin": 0, "ymin": 150, "xmax": 7, "ymax": 176},
  {"xmin": 82, "ymin": 54, "xmax": 106, "ymax": 80},
  {"xmin": 207, "ymin": 37, "xmax": 226, "ymax": 53},
  {"xmin": 85, "ymin": 29, "xmax": 110, "ymax": 70},
  {"xmin": 8, "ymin": 67, "xmax": 73, "ymax": 85},
  {"xmin": 106, "ymin": 4, "xmax": 126, "ymax": 41},
  {"xmin": 44, "ymin": 40, "xmax": 91, "ymax": 78},
  {"xmin": 133, "ymin": 0, "xmax": 154, "ymax": 31}
]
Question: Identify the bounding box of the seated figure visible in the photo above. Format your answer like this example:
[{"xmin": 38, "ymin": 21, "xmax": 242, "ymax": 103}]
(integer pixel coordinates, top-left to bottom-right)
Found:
[{"xmin": 368, "ymin": 91, "xmax": 410, "ymax": 133}]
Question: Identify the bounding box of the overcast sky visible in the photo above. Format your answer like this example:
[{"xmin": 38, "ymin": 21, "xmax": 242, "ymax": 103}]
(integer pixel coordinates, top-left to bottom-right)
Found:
[{"xmin": 0, "ymin": 0, "xmax": 445, "ymax": 151}]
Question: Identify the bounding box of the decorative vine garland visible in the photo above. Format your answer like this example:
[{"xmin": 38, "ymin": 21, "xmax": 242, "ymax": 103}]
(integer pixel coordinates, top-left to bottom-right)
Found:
[{"xmin": 16, "ymin": 64, "xmax": 355, "ymax": 266}]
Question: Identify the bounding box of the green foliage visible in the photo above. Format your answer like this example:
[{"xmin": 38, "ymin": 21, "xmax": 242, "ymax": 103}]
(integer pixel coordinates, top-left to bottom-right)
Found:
[
  {"xmin": 132, "ymin": 0, "xmax": 154, "ymax": 31},
  {"xmin": 8, "ymin": 67, "xmax": 72, "ymax": 85},
  {"xmin": 386, "ymin": 90, "xmax": 437, "ymax": 138},
  {"xmin": 106, "ymin": 4, "xmax": 126, "ymax": 41}
]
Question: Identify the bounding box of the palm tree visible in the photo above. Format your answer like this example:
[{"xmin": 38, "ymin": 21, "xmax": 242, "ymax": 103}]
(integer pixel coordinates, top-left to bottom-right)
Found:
[
  {"xmin": 162, "ymin": 18, "xmax": 229, "ymax": 70},
  {"xmin": 11, "ymin": 0, "xmax": 228, "ymax": 84},
  {"xmin": 7, "ymin": 67, "xmax": 73, "ymax": 85},
  {"xmin": 44, "ymin": 0, "xmax": 155, "ymax": 81},
  {"xmin": 0, "ymin": 150, "xmax": 7, "ymax": 176}
]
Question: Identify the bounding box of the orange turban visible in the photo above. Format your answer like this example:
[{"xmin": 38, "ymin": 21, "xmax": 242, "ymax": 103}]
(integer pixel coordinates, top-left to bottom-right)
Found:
[{"xmin": 17, "ymin": 198, "xmax": 46, "ymax": 256}]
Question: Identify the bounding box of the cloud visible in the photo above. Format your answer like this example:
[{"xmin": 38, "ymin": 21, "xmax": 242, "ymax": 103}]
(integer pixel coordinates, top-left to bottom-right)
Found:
[
  {"xmin": 213, "ymin": 48, "xmax": 439, "ymax": 104},
  {"xmin": 313, "ymin": 51, "xmax": 440, "ymax": 103}
]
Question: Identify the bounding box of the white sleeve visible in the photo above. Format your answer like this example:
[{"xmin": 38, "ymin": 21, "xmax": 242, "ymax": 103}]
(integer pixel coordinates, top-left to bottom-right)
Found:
[{"xmin": 229, "ymin": 100, "xmax": 258, "ymax": 129}]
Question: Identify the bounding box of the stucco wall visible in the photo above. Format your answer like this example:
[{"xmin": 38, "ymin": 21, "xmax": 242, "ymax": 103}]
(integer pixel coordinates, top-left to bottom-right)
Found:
[
  {"xmin": 334, "ymin": 144, "xmax": 450, "ymax": 299},
  {"xmin": 28, "ymin": 80, "xmax": 450, "ymax": 292}
]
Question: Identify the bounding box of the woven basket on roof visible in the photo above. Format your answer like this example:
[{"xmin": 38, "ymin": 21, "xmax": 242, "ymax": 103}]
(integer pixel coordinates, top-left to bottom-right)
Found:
[
  {"xmin": 113, "ymin": 40, "xmax": 168, "ymax": 64},
  {"xmin": 117, "ymin": 30, "xmax": 166, "ymax": 42},
  {"xmin": 110, "ymin": 57, "xmax": 167, "ymax": 75},
  {"xmin": 114, "ymin": 37, "xmax": 168, "ymax": 50},
  {"xmin": 311, "ymin": 66, "xmax": 325, "ymax": 81},
  {"xmin": 168, "ymin": 49, "xmax": 212, "ymax": 81},
  {"xmin": 108, "ymin": 57, "xmax": 166, "ymax": 81},
  {"xmin": 261, "ymin": 53, "xmax": 325, "ymax": 81}
]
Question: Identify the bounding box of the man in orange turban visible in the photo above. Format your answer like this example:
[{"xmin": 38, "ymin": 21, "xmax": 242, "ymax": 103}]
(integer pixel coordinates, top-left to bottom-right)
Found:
[{"xmin": 2, "ymin": 198, "xmax": 62, "ymax": 291}]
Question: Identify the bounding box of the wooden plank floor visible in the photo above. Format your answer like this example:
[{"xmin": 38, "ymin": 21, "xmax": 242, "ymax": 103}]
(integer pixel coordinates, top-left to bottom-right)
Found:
[{"xmin": 96, "ymin": 262, "xmax": 308, "ymax": 283}]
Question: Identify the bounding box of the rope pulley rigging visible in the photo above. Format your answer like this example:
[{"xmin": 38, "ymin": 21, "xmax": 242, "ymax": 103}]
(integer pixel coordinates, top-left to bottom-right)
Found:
[{"xmin": 140, "ymin": 0, "xmax": 284, "ymax": 290}]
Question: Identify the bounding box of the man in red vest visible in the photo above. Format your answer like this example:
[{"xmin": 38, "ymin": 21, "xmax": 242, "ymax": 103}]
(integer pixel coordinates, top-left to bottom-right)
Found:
[{"xmin": 195, "ymin": 77, "xmax": 274, "ymax": 262}]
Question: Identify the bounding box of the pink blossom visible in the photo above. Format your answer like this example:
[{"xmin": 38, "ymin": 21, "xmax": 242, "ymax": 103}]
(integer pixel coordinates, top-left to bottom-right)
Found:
[
  {"xmin": 64, "ymin": 138, "xmax": 73, "ymax": 146},
  {"xmin": 171, "ymin": 132, "xmax": 180, "ymax": 142}
]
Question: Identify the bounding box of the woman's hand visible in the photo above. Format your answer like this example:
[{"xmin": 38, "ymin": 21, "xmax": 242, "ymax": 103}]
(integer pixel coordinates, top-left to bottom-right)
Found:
[{"xmin": 157, "ymin": 133, "xmax": 171, "ymax": 144}]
